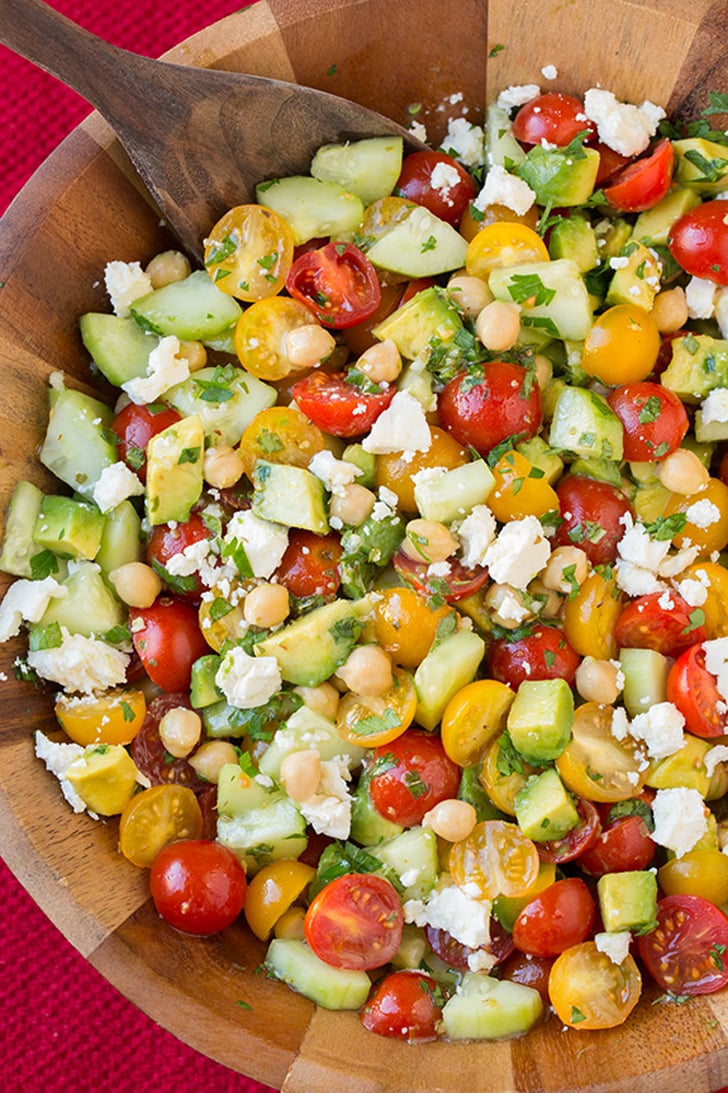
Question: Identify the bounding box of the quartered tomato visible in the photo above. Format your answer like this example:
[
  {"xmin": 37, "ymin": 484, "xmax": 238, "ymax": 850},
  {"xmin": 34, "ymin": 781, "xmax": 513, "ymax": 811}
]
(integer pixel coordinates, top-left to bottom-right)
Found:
[
  {"xmin": 111, "ymin": 401, "xmax": 182, "ymax": 483},
  {"xmin": 438, "ymin": 361, "xmax": 542, "ymax": 456},
  {"xmin": 204, "ymin": 203, "xmax": 294, "ymax": 300},
  {"xmin": 549, "ymin": 941, "xmax": 642, "ymax": 1028},
  {"xmin": 614, "ymin": 591, "xmax": 706, "ymax": 657},
  {"xmin": 578, "ymin": 811, "xmax": 655, "ymax": 875},
  {"xmin": 286, "ymin": 242, "xmax": 381, "ymax": 328},
  {"xmin": 666, "ymin": 642, "xmax": 728, "ymax": 738},
  {"xmin": 602, "ymin": 139, "xmax": 674, "ymax": 212},
  {"xmin": 274, "ymin": 528, "xmax": 343, "ymax": 599},
  {"xmin": 150, "ymin": 839, "xmax": 247, "ymax": 935},
  {"xmin": 130, "ymin": 597, "xmax": 210, "ymax": 693},
  {"xmin": 513, "ymin": 878, "xmax": 596, "ymax": 957},
  {"xmin": 488, "ymin": 627, "xmax": 580, "ymax": 690},
  {"xmin": 361, "ymin": 970, "xmax": 444, "ymax": 1042},
  {"xmin": 511, "ymin": 92, "xmax": 595, "ymax": 147},
  {"xmin": 449, "ymin": 820, "xmax": 541, "ymax": 900},
  {"xmin": 536, "ymin": 798, "xmax": 601, "ymax": 864},
  {"xmin": 304, "ymin": 873, "xmax": 403, "ymax": 970},
  {"xmin": 668, "ymin": 199, "xmax": 728, "ymax": 285},
  {"xmin": 637, "ymin": 895, "xmax": 728, "ymax": 995},
  {"xmin": 395, "ymin": 151, "xmax": 477, "ymax": 226},
  {"xmin": 553, "ymin": 475, "xmax": 633, "ymax": 566},
  {"xmin": 291, "ymin": 369, "xmax": 396, "ymax": 437},
  {"xmin": 146, "ymin": 512, "xmax": 213, "ymax": 600},
  {"xmin": 392, "ymin": 549, "xmax": 490, "ymax": 604},
  {"xmin": 606, "ymin": 381, "xmax": 688, "ymax": 461},
  {"xmin": 368, "ymin": 729, "xmax": 461, "ymax": 827}
]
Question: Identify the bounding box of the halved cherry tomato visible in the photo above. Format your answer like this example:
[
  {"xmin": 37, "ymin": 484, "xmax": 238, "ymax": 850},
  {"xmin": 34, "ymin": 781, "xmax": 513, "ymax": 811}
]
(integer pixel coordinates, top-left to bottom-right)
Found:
[
  {"xmin": 304, "ymin": 873, "xmax": 403, "ymax": 970},
  {"xmin": 511, "ymin": 93, "xmax": 595, "ymax": 147},
  {"xmin": 54, "ymin": 688, "xmax": 146, "ymax": 747},
  {"xmin": 234, "ymin": 295, "xmax": 328, "ymax": 380},
  {"xmin": 111, "ymin": 401, "xmax": 182, "ymax": 483},
  {"xmin": 118, "ymin": 783, "xmax": 203, "ymax": 868},
  {"xmin": 244, "ymin": 859, "xmax": 316, "ymax": 940},
  {"xmin": 440, "ymin": 679, "xmax": 516, "ymax": 768},
  {"xmin": 361, "ymin": 970, "xmax": 444, "ymax": 1042},
  {"xmin": 553, "ymin": 475, "xmax": 633, "ymax": 566},
  {"xmin": 449, "ymin": 819, "xmax": 541, "ymax": 900},
  {"xmin": 487, "ymin": 449, "xmax": 559, "ymax": 522},
  {"xmin": 498, "ymin": 950, "xmax": 554, "ymax": 1004},
  {"xmin": 513, "ymin": 878, "xmax": 596, "ymax": 957},
  {"xmin": 438, "ymin": 361, "xmax": 542, "ymax": 456},
  {"xmin": 602, "ymin": 139, "xmax": 674, "ymax": 213},
  {"xmin": 488, "ymin": 627, "xmax": 581, "ymax": 690},
  {"xmin": 637, "ymin": 894, "xmax": 728, "ymax": 995},
  {"xmin": 129, "ymin": 693, "xmax": 208, "ymax": 793},
  {"xmin": 549, "ymin": 941, "xmax": 642, "ymax": 1028},
  {"xmin": 375, "ymin": 426, "xmax": 468, "ymax": 513},
  {"xmin": 668, "ymin": 199, "xmax": 728, "ymax": 285},
  {"xmin": 392, "ymin": 549, "xmax": 490, "ymax": 604},
  {"xmin": 274, "ymin": 528, "xmax": 343, "ymax": 599},
  {"xmin": 150, "ymin": 839, "xmax": 247, "ymax": 935},
  {"xmin": 238, "ymin": 405, "xmax": 325, "ymax": 481},
  {"xmin": 146, "ymin": 512, "xmax": 213, "ymax": 601},
  {"xmin": 286, "ymin": 242, "xmax": 381, "ymax": 328},
  {"xmin": 130, "ymin": 597, "xmax": 210, "ymax": 693},
  {"xmin": 578, "ymin": 812, "xmax": 655, "ymax": 875},
  {"xmin": 395, "ymin": 151, "xmax": 477, "ymax": 226},
  {"xmin": 563, "ymin": 568, "xmax": 623, "ymax": 660},
  {"xmin": 556, "ymin": 702, "xmax": 646, "ymax": 803},
  {"xmin": 536, "ymin": 798, "xmax": 601, "ymax": 864},
  {"xmin": 607, "ymin": 381, "xmax": 688, "ymax": 462},
  {"xmin": 614, "ymin": 591, "xmax": 706, "ymax": 657},
  {"xmin": 593, "ymin": 142, "xmax": 631, "ymax": 186},
  {"xmin": 663, "ymin": 478, "xmax": 728, "ymax": 556},
  {"xmin": 666, "ymin": 642, "xmax": 728, "ymax": 738},
  {"xmin": 465, "ymin": 222, "xmax": 549, "ymax": 279},
  {"xmin": 204, "ymin": 203, "xmax": 294, "ymax": 300},
  {"xmin": 425, "ymin": 917, "xmax": 514, "ymax": 971},
  {"xmin": 291, "ymin": 369, "xmax": 396, "ymax": 437},
  {"xmin": 368, "ymin": 729, "xmax": 461, "ymax": 827},
  {"xmin": 336, "ymin": 667, "xmax": 417, "ymax": 747},
  {"xmin": 370, "ymin": 586, "xmax": 451, "ymax": 669}
]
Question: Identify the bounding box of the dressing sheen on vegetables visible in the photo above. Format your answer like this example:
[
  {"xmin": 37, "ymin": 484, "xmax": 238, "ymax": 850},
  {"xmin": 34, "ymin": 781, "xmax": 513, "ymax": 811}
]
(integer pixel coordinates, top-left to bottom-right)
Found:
[{"xmin": 7, "ymin": 72, "xmax": 728, "ymax": 1043}]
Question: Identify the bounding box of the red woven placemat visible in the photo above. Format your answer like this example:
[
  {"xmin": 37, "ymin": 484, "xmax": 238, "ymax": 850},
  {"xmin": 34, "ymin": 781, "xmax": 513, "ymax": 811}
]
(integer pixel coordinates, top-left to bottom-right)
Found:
[{"xmin": 2, "ymin": 4, "xmax": 274, "ymax": 1089}]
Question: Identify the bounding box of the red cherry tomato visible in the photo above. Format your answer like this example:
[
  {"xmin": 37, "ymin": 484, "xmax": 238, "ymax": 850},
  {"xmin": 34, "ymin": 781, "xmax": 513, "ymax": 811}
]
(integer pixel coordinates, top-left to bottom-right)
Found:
[
  {"xmin": 424, "ymin": 917, "xmax": 514, "ymax": 972},
  {"xmin": 291, "ymin": 369, "xmax": 396, "ymax": 437},
  {"xmin": 488, "ymin": 626, "xmax": 580, "ymax": 689},
  {"xmin": 130, "ymin": 596, "xmax": 210, "ymax": 693},
  {"xmin": 304, "ymin": 873, "xmax": 403, "ymax": 970},
  {"xmin": 392, "ymin": 549, "xmax": 490, "ymax": 604},
  {"xmin": 273, "ymin": 528, "xmax": 343, "ymax": 599},
  {"xmin": 150, "ymin": 839, "xmax": 247, "ymax": 935},
  {"xmin": 666, "ymin": 642, "xmax": 728, "ymax": 738},
  {"xmin": 395, "ymin": 151, "xmax": 477, "ymax": 226},
  {"xmin": 111, "ymin": 401, "xmax": 182, "ymax": 483},
  {"xmin": 637, "ymin": 894, "xmax": 728, "ymax": 995},
  {"xmin": 536, "ymin": 797, "xmax": 601, "ymax": 864},
  {"xmin": 498, "ymin": 950, "xmax": 554, "ymax": 1004},
  {"xmin": 368, "ymin": 729, "xmax": 461, "ymax": 827},
  {"xmin": 607, "ymin": 381, "xmax": 688, "ymax": 462},
  {"xmin": 579, "ymin": 812, "xmax": 655, "ymax": 876},
  {"xmin": 438, "ymin": 361, "xmax": 542, "ymax": 457},
  {"xmin": 512, "ymin": 877, "xmax": 596, "ymax": 957},
  {"xmin": 602, "ymin": 139, "xmax": 674, "ymax": 213},
  {"xmin": 146, "ymin": 512, "xmax": 213, "ymax": 601},
  {"xmin": 361, "ymin": 970, "xmax": 444, "ymax": 1042},
  {"xmin": 286, "ymin": 242, "xmax": 381, "ymax": 328},
  {"xmin": 511, "ymin": 92, "xmax": 596, "ymax": 147},
  {"xmin": 593, "ymin": 142, "xmax": 631, "ymax": 186},
  {"xmin": 553, "ymin": 475, "xmax": 633, "ymax": 566},
  {"xmin": 668, "ymin": 199, "xmax": 728, "ymax": 286},
  {"xmin": 399, "ymin": 277, "xmax": 438, "ymax": 306},
  {"xmin": 129, "ymin": 693, "xmax": 208, "ymax": 793},
  {"xmin": 614, "ymin": 591, "xmax": 706, "ymax": 657}
]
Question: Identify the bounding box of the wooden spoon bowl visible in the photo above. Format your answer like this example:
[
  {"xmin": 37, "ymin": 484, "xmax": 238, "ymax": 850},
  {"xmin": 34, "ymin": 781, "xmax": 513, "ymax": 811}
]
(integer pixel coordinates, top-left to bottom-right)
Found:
[{"xmin": 2, "ymin": 1, "xmax": 728, "ymax": 1090}]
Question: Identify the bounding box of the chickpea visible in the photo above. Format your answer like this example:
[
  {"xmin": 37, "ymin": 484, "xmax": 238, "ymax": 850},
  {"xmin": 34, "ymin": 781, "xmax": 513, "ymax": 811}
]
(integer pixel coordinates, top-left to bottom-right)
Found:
[
  {"xmin": 203, "ymin": 444, "xmax": 245, "ymax": 489},
  {"xmin": 423, "ymin": 799, "xmax": 477, "ymax": 843},
  {"xmin": 657, "ymin": 448, "xmax": 710, "ymax": 495},
  {"xmin": 108, "ymin": 562, "xmax": 162, "ymax": 608},
  {"xmin": 280, "ymin": 749, "xmax": 321, "ymax": 802},
  {"xmin": 356, "ymin": 339, "xmax": 402, "ymax": 384},
  {"xmin": 158, "ymin": 707, "xmax": 202, "ymax": 759},
  {"xmin": 188, "ymin": 740, "xmax": 239, "ymax": 783},
  {"xmin": 475, "ymin": 300, "xmax": 521, "ymax": 352},
  {"xmin": 651, "ymin": 286, "xmax": 688, "ymax": 334},
  {"xmin": 335, "ymin": 645, "xmax": 393, "ymax": 697},
  {"xmin": 178, "ymin": 339, "xmax": 207, "ymax": 373},
  {"xmin": 243, "ymin": 582, "xmax": 290, "ymax": 628},
  {"xmin": 447, "ymin": 273, "xmax": 493, "ymax": 319},
  {"xmin": 293, "ymin": 681, "xmax": 340, "ymax": 720},
  {"xmin": 274, "ymin": 905, "xmax": 307, "ymax": 940},
  {"xmin": 401, "ymin": 518, "xmax": 459, "ymax": 564},
  {"xmin": 329, "ymin": 483, "xmax": 376, "ymax": 527},
  {"xmin": 528, "ymin": 577, "xmax": 563, "ymax": 619},
  {"xmin": 534, "ymin": 353, "xmax": 553, "ymax": 390},
  {"xmin": 485, "ymin": 583, "xmax": 533, "ymax": 629},
  {"xmin": 284, "ymin": 323, "xmax": 336, "ymax": 369},
  {"xmin": 541, "ymin": 545, "xmax": 590, "ymax": 594},
  {"xmin": 145, "ymin": 249, "xmax": 191, "ymax": 289},
  {"xmin": 575, "ymin": 656, "xmax": 622, "ymax": 705}
]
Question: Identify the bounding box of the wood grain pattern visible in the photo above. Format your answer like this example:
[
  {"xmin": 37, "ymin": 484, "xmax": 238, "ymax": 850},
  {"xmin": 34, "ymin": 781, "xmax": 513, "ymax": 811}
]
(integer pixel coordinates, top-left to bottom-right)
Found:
[{"xmin": 2, "ymin": 0, "xmax": 728, "ymax": 1089}]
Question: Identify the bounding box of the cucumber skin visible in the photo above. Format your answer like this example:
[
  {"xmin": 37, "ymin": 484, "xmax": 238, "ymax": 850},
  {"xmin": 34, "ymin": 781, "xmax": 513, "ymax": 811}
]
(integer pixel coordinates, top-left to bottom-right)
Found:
[
  {"xmin": 265, "ymin": 938, "xmax": 371, "ymax": 1010},
  {"xmin": 441, "ymin": 975, "xmax": 543, "ymax": 1040}
]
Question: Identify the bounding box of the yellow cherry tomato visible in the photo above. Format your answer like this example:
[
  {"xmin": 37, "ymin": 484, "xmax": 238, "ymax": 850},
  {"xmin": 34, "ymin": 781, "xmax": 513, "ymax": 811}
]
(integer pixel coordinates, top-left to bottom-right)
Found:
[
  {"xmin": 459, "ymin": 202, "xmax": 540, "ymax": 243},
  {"xmin": 119, "ymin": 784, "xmax": 203, "ymax": 868},
  {"xmin": 556, "ymin": 702, "xmax": 647, "ymax": 803},
  {"xmin": 375, "ymin": 426, "xmax": 468, "ymax": 512},
  {"xmin": 645, "ymin": 733, "xmax": 713, "ymax": 797},
  {"xmin": 465, "ymin": 222, "xmax": 549, "ymax": 280},
  {"xmin": 658, "ymin": 850, "xmax": 728, "ymax": 906},
  {"xmin": 663, "ymin": 478, "xmax": 728, "ymax": 556},
  {"xmin": 55, "ymin": 688, "xmax": 146, "ymax": 746},
  {"xmin": 581, "ymin": 304, "xmax": 660, "ymax": 385},
  {"xmin": 492, "ymin": 860, "xmax": 557, "ymax": 932},
  {"xmin": 370, "ymin": 587, "xmax": 451, "ymax": 669},
  {"xmin": 681, "ymin": 561, "xmax": 728, "ymax": 639},
  {"xmin": 238, "ymin": 404, "xmax": 325, "ymax": 481},
  {"xmin": 549, "ymin": 942, "xmax": 642, "ymax": 1029},
  {"xmin": 441, "ymin": 679, "xmax": 516, "ymax": 768},
  {"xmin": 198, "ymin": 590, "xmax": 252, "ymax": 652},
  {"xmin": 563, "ymin": 568, "xmax": 623, "ymax": 660},
  {"xmin": 235, "ymin": 296, "xmax": 326, "ymax": 381},
  {"xmin": 487, "ymin": 449, "xmax": 560, "ymax": 522},
  {"xmin": 479, "ymin": 732, "xmax": 536, "ymax": 815},
  {"xmin": 336, "ymin": 667, "xmax": 417, "ymax": 747},
  {"xmin": 449, "ymin": 819, "xmax": 540, "ymax": 899},
  {"xmin": 244, "ymin": 859, "xmax": 315, "ymax": 940},
  {"xmin": 204, "ymin": 203, "xmax": 294, "ymax": 301}
]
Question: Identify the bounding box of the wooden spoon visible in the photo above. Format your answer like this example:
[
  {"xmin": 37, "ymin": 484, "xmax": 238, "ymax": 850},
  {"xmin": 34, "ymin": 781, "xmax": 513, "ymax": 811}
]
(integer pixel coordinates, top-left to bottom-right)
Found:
[{"xmin": 0, "ymin": 0, "xmax": 429, "ymax": 261}]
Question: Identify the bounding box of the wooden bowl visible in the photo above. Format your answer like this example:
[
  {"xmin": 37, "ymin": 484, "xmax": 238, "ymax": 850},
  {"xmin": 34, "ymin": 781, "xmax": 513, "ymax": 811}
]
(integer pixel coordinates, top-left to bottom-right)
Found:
[{"xmin": 2, "ymin": 1, "xmax": 728, "ymax": 1089}]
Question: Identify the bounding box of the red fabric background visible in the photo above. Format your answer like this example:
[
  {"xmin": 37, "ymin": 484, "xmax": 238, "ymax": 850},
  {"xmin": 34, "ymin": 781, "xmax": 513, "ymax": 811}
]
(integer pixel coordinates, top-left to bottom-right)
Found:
[{"xmin": 1, "ymin": 5, "xmax": 272, "ymax": 1089}]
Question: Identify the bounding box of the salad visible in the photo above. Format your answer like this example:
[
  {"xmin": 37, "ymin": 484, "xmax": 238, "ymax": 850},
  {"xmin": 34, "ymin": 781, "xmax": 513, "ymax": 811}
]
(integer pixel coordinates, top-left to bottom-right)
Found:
[{"xmin": 5, "ymin": 71, "xmax": 728, "ymax": 1044}]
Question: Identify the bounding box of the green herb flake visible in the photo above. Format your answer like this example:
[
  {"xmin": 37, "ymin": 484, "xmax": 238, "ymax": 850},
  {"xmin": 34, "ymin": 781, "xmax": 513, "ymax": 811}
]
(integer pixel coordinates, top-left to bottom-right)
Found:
[
  {"xmin": 30, "ymin": 550, "xmax": 59, "ymax": 580},
  {"xmin": 120, "ymin": 700, "xmax": 135, "ymax": 723},
  {"xmin": 178, "ymin": 447, "xmax": 201, "ymax": 465}
]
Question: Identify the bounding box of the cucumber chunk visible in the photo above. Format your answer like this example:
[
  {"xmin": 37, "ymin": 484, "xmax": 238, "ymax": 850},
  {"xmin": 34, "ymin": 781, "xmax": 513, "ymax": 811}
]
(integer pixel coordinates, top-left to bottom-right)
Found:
[
  {"xmin": 311, "ymin": 136, "xmax": 403, "ymax": 205},
  {"xmin": 130, "ymin": 271, "xmax": 242, "ymax": 341},
  {"xmin": 0, "ymin": 480, "xmax": 46, "ymax": 577},
  {"xmin": 366, "ymin": 206, "xmax": 468, "ymax": 278},
  {"xmin": 489, "ymin": 259, "xmax": 593, "ymax": 343},
  {"xmin": 256, "ymin": 177, "xmax": 364, "ymax": 245},
  {"xmin": 441, "ymin": 974, "xmax": 543, "ymax": 1040},
  {"xmin": 414, "ymin": 628, "xmax": 485, "ymax": 731},
  {"xmin": 79, "ymin": 313, "xmax": 158, "ymax": 386},
  {"xmin": 39, "ymin": 560, "xmax": 125, "ymax": 638},
  {"xmin": 259, "ymin": 705, "xmax": 367, "ymax": 781},
  {"xmin": 165, "ymin": 365, "xmax": 276, "ymax": 447},
  {"xmin": 40, "ymin": 386, "xmax": 117, "ymax": 500},
  {"xmin": 265, "ymin": 938, "xmax": 371, "ymax": 1010}
]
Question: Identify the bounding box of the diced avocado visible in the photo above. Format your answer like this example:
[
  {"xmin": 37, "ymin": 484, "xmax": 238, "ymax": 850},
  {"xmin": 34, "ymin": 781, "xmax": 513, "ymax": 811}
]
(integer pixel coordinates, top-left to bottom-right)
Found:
[
  {"xmin": 265, "ymin": 938, "xmax": 371, "ymax": 1010},
  {"xmin": 40, "ymin": 386, "xmax": 117, "ymax": 500},
  {"xmin": 367, "ymin": 825, "xmax": 439, "ymax": 901},
  {"xmin": 514, "ymin": 768, "xmax": 579, "ymax": 843},
  {"xmin": 350, "ymin": 776, "xmax": 404, "ymax": 844},
  {"xmin": 645, "ymin": 734, "xmax": 712, "ymax": 796},
  {"xmin": 597, "ymin": 870, "xmax": 658, "ymax": 933},
  {"xmin": 392, "ymin": 923, "xmax": 429, "ymax": 970},
  {"xmin": 631, "ymin": 480, "xmax": 673, "ymax": 524},
  {"xmin": 255, "ymin": 599, "xmax": 365, "ymax": 687},
  {"xmin": 507, "ymin": 678, "xmax": 574, "ymax": 764},
  {"xmin": 339, "ymin": 510, "xmax": 406, "ymax": 598},
  {"xmin": 216, "ymin": 762, "xmax": 307, "ymax": 873},
  {"xmin": 252, "ymin": 460, "xmax": 328, "ymax": 534},
  {"xmin": 548, "ymin": 386, "xmax": 624, "ymax": 461},
  {"xmin": 606, "ymin": 240, "xmax": 661, "ymax": 311},
  {"xmin": 516, "ymin": 436, "xmax": 564, "ymax": 484},
  {"xmin": 33, "ymin": 495, "xmax": 105, "ymax": 561},
  {"xmin": 631, "ymin": 187, "xmax": 701, "ymax": 246},
  {"xmin": 39, "ymin": 559, "xmax": 125, "ymax": 638},
  {"xmin": 568, "ymin": 457, "xmax": 623, "ymax": 487},
  {"xmin": 695, "ymin": 405, "xmax": 728, "ymax": 443},
  {"xmin": 0, "ymin": 480, "xmax": 46, "ymax": 577},
  {"xmin": 256, "ymin": 176, "xmax": 364, "ymax": 245},
  {"xmin": 485, "ymin": 102, "xmax": 526, "ymax": 170},
  {"xmin": 414, "ymin": 628, "xmax": 485, "ymax": 731},
  {"xmin": 516, "ymin": 144, "xmax": 600, "ymax": 207},
  {"xmin": 366, "ymin": 206, "xmax": 469, "ymax": 278},
  {"xmin": 548, "ymin": 214, "xmax": 599, "ymax": 273},
  {"xmin": 458, "ymin": 765, "xmax": 508, "ymax": 823},
  {"xmin": 130, "ymin": 270, "xmax": 242, "ymax": 341},
  {"xmin": 341, "ymin": 443, "xmax": 376, "ymax": 489},
  {"xmin": 79, "ymin": 313, "xmax": 158, "ymax": 386},
  {"xmin": 64, "ymin": 743, "xmax": 139, "ymax": 815},
  {"xmin": 489, "ymin": 259, "xmax": 593, "ymax": 342},
  {"xmin": 189, "ymin": 654, "xmax": 224, "ymax": 708},
  {"xmin": 258, "ymin": 705, "xmax": 366, "ymax": 781},
  {"xmin": 493, "ymin": 860, "xmax": 556, "ymax": 931},
  {"xmin": 673, "ymin": 137, "xmax": 728, "ymax": 195},
  {"xmin": 660, "ymin": 334, "xmax": 728, "ymax": 403},
  {"xmin": 540, "ymin": 376, "xmax": 567, "ymax": 422},
  {"xmin": 595, "ymin": 217, "xmax": 632, "ymax": 260},
  {"xmin": 397, "ymin": 359, "xmax": 436, "ymax": 411},
  {"xmin": 94, "ymin": 499, "xmax": 142, "ymax": 578},
  {"xmin": 145, "ymin": 414, "xmax": 204, "ymax": 526},
  {"xmin": 310, "ymin": 136, "xmax": 404, "ymax": 205},
  {"xmin": 413, "ymin": 460, "xmax": 495, "ymax": 523},
  {"xmin": 441, "ymin": 974, "xmax": 543, "ymax": 1040},
  {"xmin": 165, "ymin": 364, "xmax": 276, "ymax": 447},
  {"xmin": 373, "ymin": 286, "xmax": 463, "ymax": 360}
]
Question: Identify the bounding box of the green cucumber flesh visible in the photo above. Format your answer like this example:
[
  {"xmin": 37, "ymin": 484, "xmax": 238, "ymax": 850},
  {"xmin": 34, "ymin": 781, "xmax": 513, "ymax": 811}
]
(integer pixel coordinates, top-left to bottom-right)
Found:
[{"xmin": 265, "ymin": 938, "xmax": 371, "ymax": 1010}]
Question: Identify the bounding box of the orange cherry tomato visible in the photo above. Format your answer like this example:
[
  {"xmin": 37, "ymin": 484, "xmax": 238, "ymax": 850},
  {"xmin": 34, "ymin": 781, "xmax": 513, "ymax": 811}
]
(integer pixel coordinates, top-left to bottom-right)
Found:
[
  {"xmin": 449, "ymin": 819, "xmax": 540, "ymax": 899},
  {"xmin": 370, "ymin": 587, "xmax": 451, "ymax": 669},
  {"xmin": 375, "ymin": 426, "xmax": 469, "ymax": 512},
  {"xmin": 244, "ymin": 859, "xmax": 316, "ymax": 940},
  {"xmin": 581, "ymin": 304, "xmax": 660, "ymax": 386},
  {"xmin": 440, "ymin": 679, "xmax": 516, "ymax": 768},
  {"xmin": 118, "ymin": 784, "xmax": 203, "ymax": 868},
  {"xmin": 556, "ymin": 702, "xmax": 647, "ymax": 803},
  {"xmin": 549, "ymin": 941, "xmax": 642, "ymax": 1028},
  {"xmin": 54, "ymin": 689, "xmax": 146, "ymax": 746},
  {"xmin": 465, "ymin": 222, "xmax": 549, "ymax": 280},
  {"xmin": 204, "ymin": 203, "xmax": 294, "ymax": 301},
  {"xmin": 663, "ymin": 478, "xmax": 728, "ymax": 556},
  {"xmin": 336, "ymin": 667, "xmax": 417, "ymax": 747},
  {"xmin": 487, "ymin": 449, "xmax": 559, "ymax": 522}
]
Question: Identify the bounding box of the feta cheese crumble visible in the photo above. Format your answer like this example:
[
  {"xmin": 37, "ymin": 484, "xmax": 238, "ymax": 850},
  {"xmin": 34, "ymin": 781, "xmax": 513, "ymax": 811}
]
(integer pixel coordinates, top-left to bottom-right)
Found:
[
  {"xmin": 34, "ymin": 731, "xmax": 87, "ymax": 813},
  {"xmin": 595, "ymin": 931, "xmax": 631, "ymax": 965},
  {"xmin": 92, "ymin": 461, "xmax": 145, "ymax": 513},
  {"xmin": 686, "ymin": 276, "xmax": 717, "ymax": 320},
  {"xmin": 583, "ymin": 89, "xmax": 665, "ymax": 157},
  {"xmin": 443, "ymin": 116, "xmax": 485, "ymax": 169},
  {"xmin": 404, "ymin": 883, "xmax": 491, "ymax": 949},
  {"xmin": 27, "ymin": 628, "xmax": 130, "ymax": 693},
  {"xmin": 651, "ymin": 787, "xmax": 708, "ymax": 858},
  {"xmin": 474, "ymin": 164, "xmax": 536, "ymax": 217},
  {"xmin": 496, "ymin": 84, "xmax": 540, "ymax": 111},
  {"xmin": 104, "ymin": 260, "xmax": 153, "ymax": 319},
  {"xmin": 215, "ymin": 646, "xmax": 281, "ymax": 709},
  {"xmin": 456, "ymin": 504, "xmax": 498, "ymax": 568},
  {"xmin": 700, "ymin": 388, "xmax": 728, "ymax": 426},
  {"xmin": 362, "ymin": 391, "xmax": 432, "ymax": 454},
  {"xmin": 223, "ymin": 509, "xmax": 289, "ymax": 580},
  {"xmin": 308, "ymin": 449, "xmax": 362, "ymax": 496},
  {"xmin": 121, "ymin": 335, "xmax": 190, "ymax": 405},
  {"xmin": 483, "ymin": 515, "xmax": 551, "ymax": 589},
  {"xmin": 0, "ymin": 577, "xmax": 67, "ymax": 643},
  {"xmin": 628, "ymin": 702, "xmax": 685, "ymax": 761},
  {"xmin": 298, "ymin": 755, "xmax": 353, "ymax": 839}
]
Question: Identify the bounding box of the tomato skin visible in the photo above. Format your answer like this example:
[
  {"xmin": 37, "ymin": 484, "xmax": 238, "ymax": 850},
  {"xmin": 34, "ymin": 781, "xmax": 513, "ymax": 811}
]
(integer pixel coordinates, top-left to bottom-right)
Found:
[
  {"xmin": 274, "ymin": 528, "xmax": 343, "ymax": 599},
  {"xmin": 602, "ymin": 139, "xmax": 674, "ymax": 213},
  {"xmin": 637, "ymin": 894, "xmax": 728, "ymax": 995},
  {"xmin": 304, "ymin": 873, "xmax": 403, "ymax": 970},
  {"xmin": 392, "ymin": 549, "xmax": 490, "ymax": 604},
  {"xmin": 488, "ymin": 627, "xmax": 580, "ymax": 690},
  {"xmin": 425, "ymin": 917, "xmax": 514, "ymax": 972},
  {"xmin": 438, "ymin": 361, "xmax": 542, "ymax": 457},
  {"xmin": 498, "ymin": 950, "xmax": 554, "ymax": 1004},
  {"xmin": 536, "ymin": 798, "xmax": 601, "ymax": 865},
  {"xmin": 150, "ymin": 839, "xmax": 247, "ymax": 935},
  {"xmin": 368, "ymin": 729, "xmax": 461, "ymax": 827},
  {"xmin": 549, "ymin": 941, "xmax": 642, "ymax": 1028},
  {"xmin": 130, "ymin": 597, "xmax": 210, "ymax": 693},
  {"xmin": 146, "ymin": 513, "xmax": 213, "ymax": 601},
  {"xmin": 606, "ymin": 381, "xmax": 688, "ymax": 462},
  {"xmin": 395, "ymin": 151, "xmax": 477, "ymax": 226},
  {"xmin": 578, "ymin": 813, "xmax": 655, "ymax": 875},
  {"xmin": 511, "ymin": 93, "xmax": 596, "ymax": 147},
  {"xmin": 553, "ymin": 476, "xmax": 633, "ymax": 566},
  {"xmin": 614, "ymin": 592, "xmax": 706, "ymax": 657},
  {"xmin": 361, "ymin": 971, "xmax": 444, "ymax": 1042},
  {"xmin": 666, "ymin": 643, "xmax": 728, "ymax": 738},
  {"xmin": 291, "ymin": 369, "xmax": 396, "ymax": 437},
  {"xmin": 593, "ymin": 143, "xmax": 631, "ymax": 186},
  {"xmin": 668, "ymin": 199, "xmax": 728, "ymax": 286},
  {"xmin": 129, "ymin": 693, "xmax": 208, "ymax": 794},
  {"xmin": 111, "ymin": 401, "xmax": 182, "ymax": 483},
  {"xmin": 512, "ymin": 878, "xmax": 595, "ymax": 957},
  {"xmin": 286, "ymin": 242, "xmax": 381, "ymax": 328}
]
